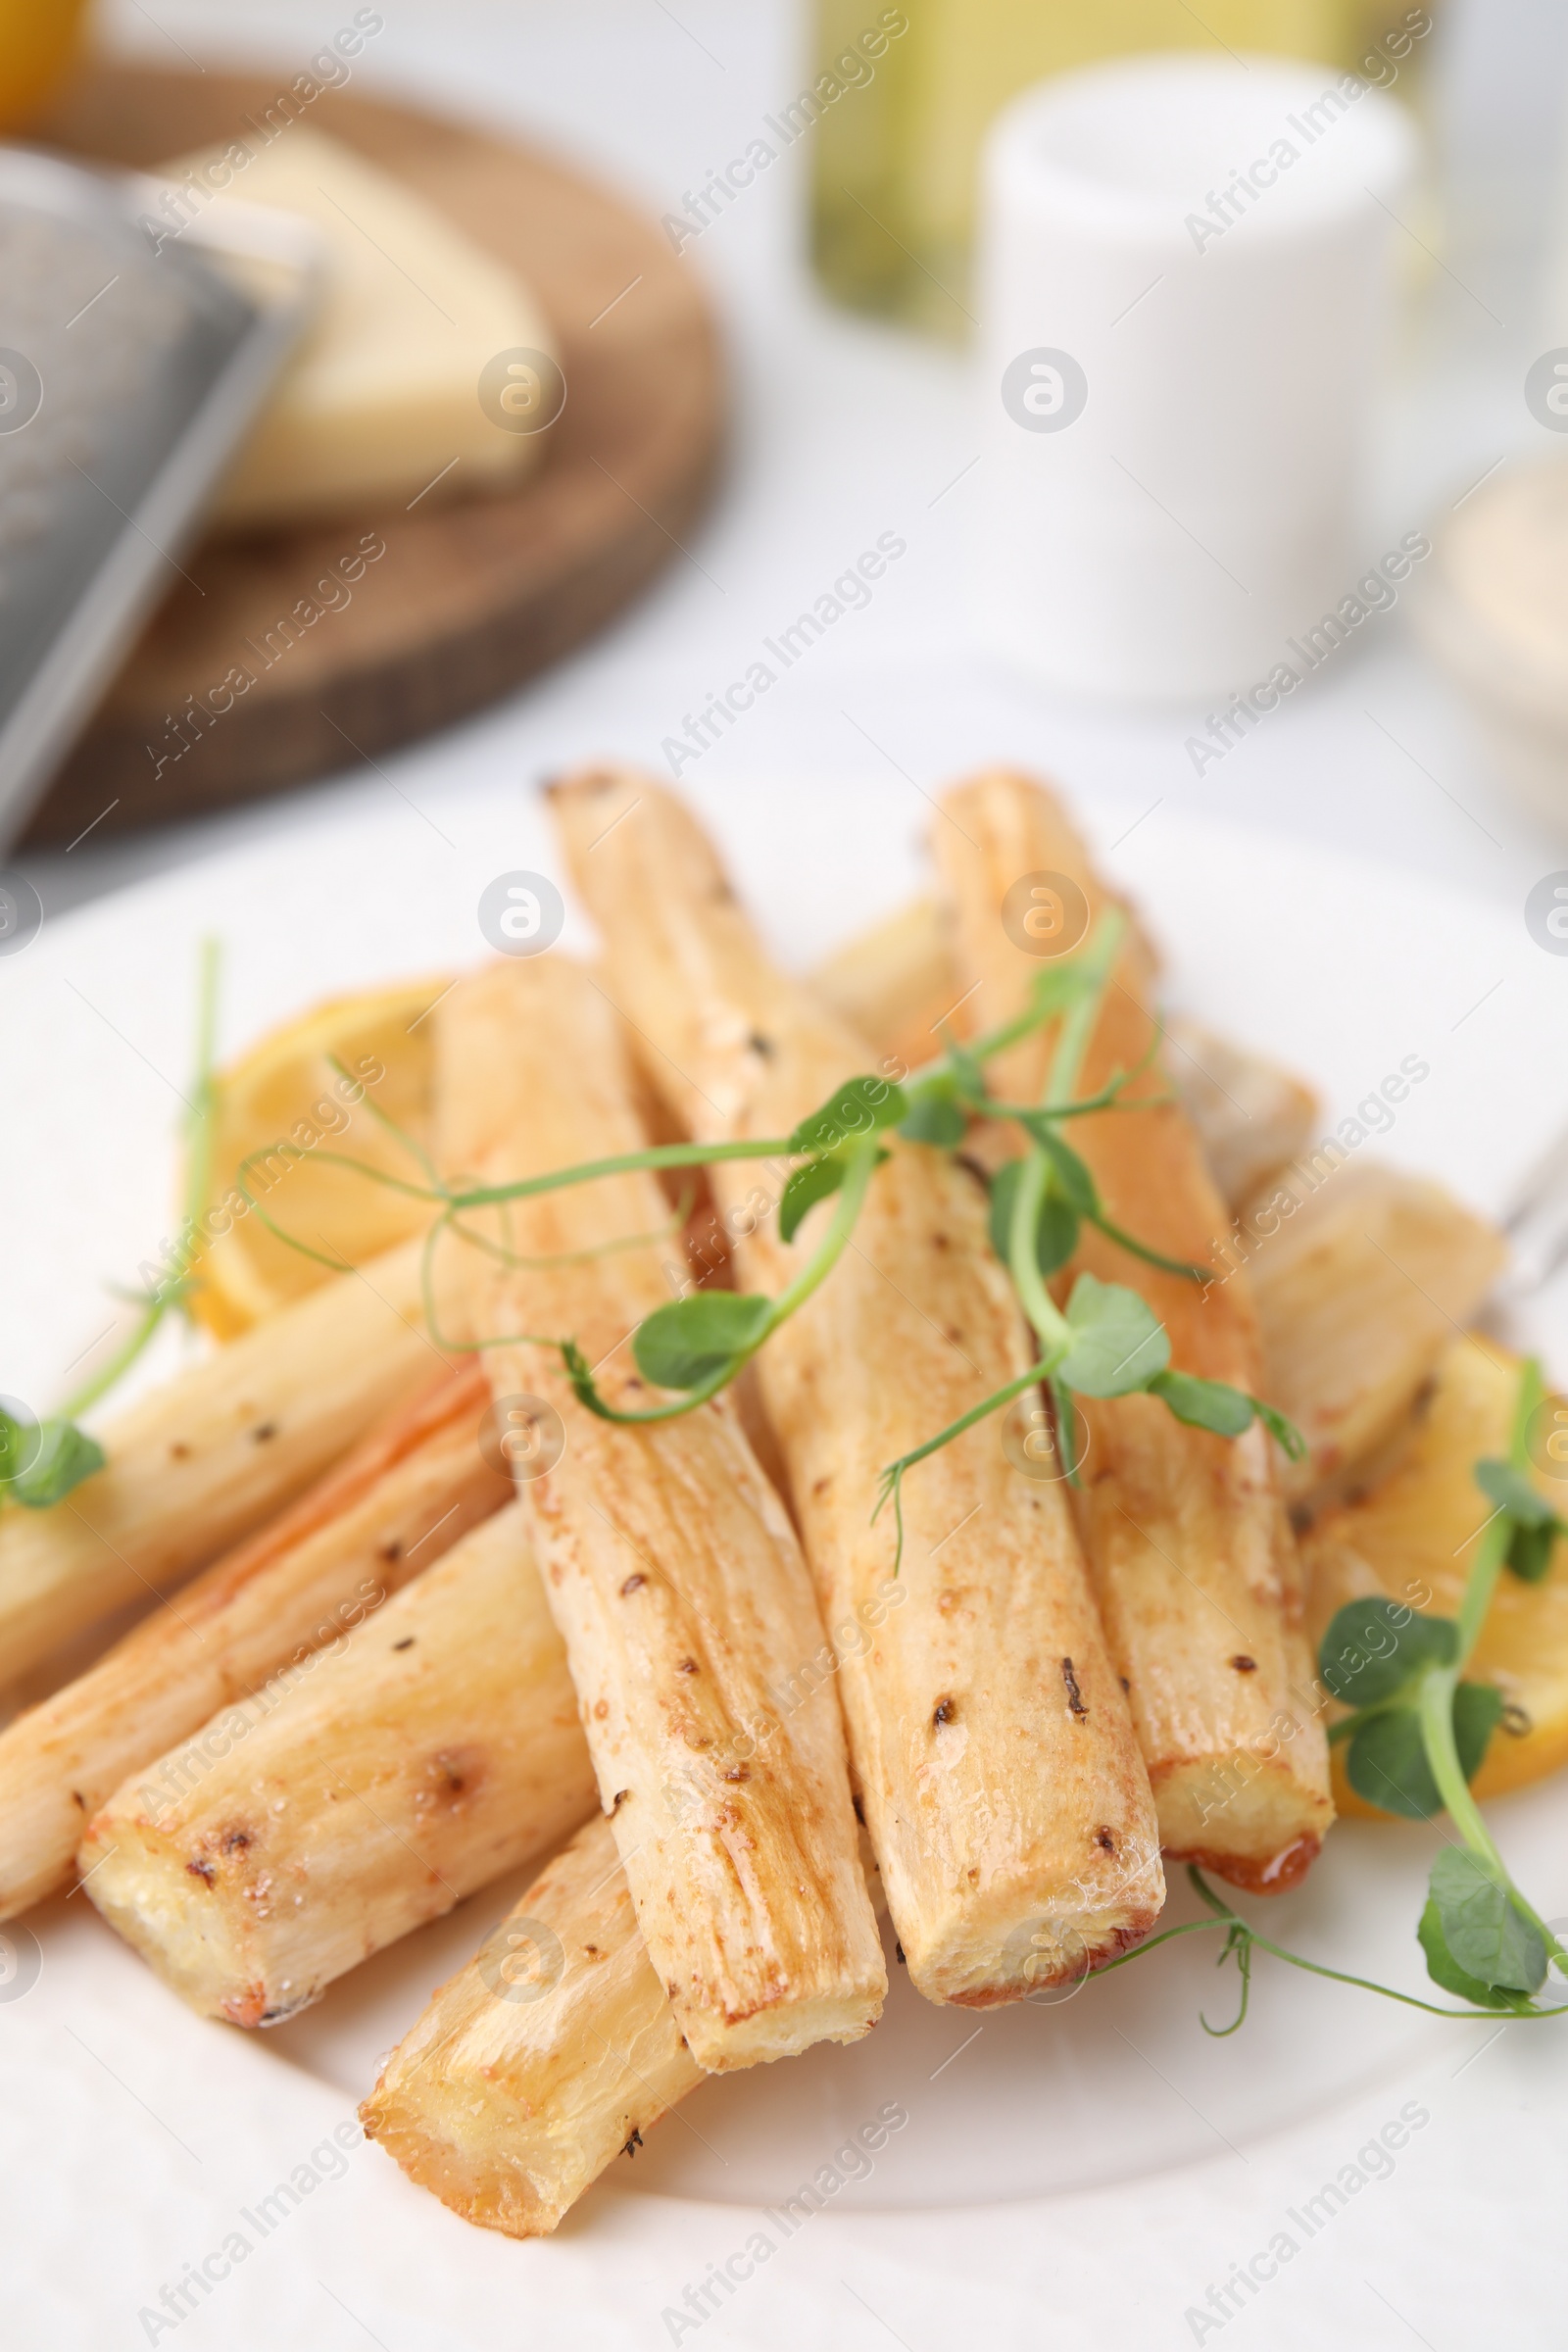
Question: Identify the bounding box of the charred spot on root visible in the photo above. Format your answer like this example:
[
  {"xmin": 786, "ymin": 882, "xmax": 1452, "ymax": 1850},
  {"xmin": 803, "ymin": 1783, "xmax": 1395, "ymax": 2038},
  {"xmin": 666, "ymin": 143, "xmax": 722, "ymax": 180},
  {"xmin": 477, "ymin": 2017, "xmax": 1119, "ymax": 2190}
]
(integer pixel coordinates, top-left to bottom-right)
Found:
[
  {"xmin": 1229, "ymin": 1654, "xmax": 1257, "ymax": 1673},
  {"xmin": 185, "ymin": 1857, "xmax": 216, "ymax": 1886},
  {"xmin": 220, "ymin": 1828, "xmax": 252, "ymax": 1854},
  {"xmin": 677, "ymin": 1657, "xmax": 699, "ymax": 1675},
  {"xmin": 620, "ymin": 1572, "xmax": 646, "ymax": 1595},
  {"xmin": 932, "ymin": 1696, "xmax": 956, "ymax": 1727},
  {"xmin": 747, "ymin": 1031, "xmax": 776, "ymax": 1059},
  {"xmin": 71, "ymin": 1789, "xmax": 86, "ymax": 1812},
  {"xmin": 392, "ymin": 1637, "xmax": 415, "ymax": 1651},
  {"xmin": 1095, "ymin": 1827, "xmax": 1116, "ymax": 1853},
  {"xmin": 853, "ymin": 1793, "xmax": 865, "ymax": 1825},
  {"xmin": 1061, "ymin": 1659, "xmax": 1088, "ymax": 1718},
  {"xmin": 894, "ymin": 1941, "xmax": 906, "ymax": 1966},
  {"xmin": 1119, "ymin": 1676, "xmax": 1131, "ymax": 1693},
  {"xmin": 379, "ymin": 1540, "xmax": 403, "ymax": 1563},
  {"xmin": 251, "ymin": 1422, "xmax": 277, "ymax": 1444},
  {"xmin": 425, "ymin": 1748, "xmax": 484, "ymax": 1804},
  {"xmin": 622, "ymin": 2128, "xmax": 644, "ymax": 2157},
  {"xmin": 612, "ymin": 1788, "xmax": 631, "ymax": 1812}
]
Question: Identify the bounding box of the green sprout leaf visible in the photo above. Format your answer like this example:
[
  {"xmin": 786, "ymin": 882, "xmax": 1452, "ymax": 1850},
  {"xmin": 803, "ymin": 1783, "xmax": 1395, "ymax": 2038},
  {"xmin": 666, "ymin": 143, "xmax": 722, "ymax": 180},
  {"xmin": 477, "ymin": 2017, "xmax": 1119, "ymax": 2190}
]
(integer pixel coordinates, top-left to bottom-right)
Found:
[
  {"xmin": 1253, "ymin": 1398, "xmax": 1308, "ymax": 1463},
  {"xmin": 1428, "ymin": 1847, "xmax": 1547, "ymax": 1994},
  {"xmin": 1348, "ymin": 1683, "xmax": 1503, "ymax": 1820},
  {"xmin": 632, "ymin": 1293, "xmax": 772, "ymax": 1392},
  {"xmin": 1318, "ymin": 1596, "xmax": 1458, "ymax": 1708},
  {"xmin": 897, "ymin": 1085, "xmax": 968, "ymax": 1148},
  {"xmin": 1475, "ymin": 1452, "xmax": 1565, "ymax": 1582},
  {"xmin": 778, "ymin": 1154, "xmax": 847, "ymax": 1244},
  {"xmin": 788, "ymin": 1076, "xmax": 907, "ymax": 1157},
  {"xmin": 988, "ymin": 1158, "xmax": 1080, "ymax": 1277},
  {"xmin": 1057, "ymin": 1273, "xmax": 1170, "ymax": 1397},
  {"xmin": 1026, "ymin": 961, "xmax": 1100, "ymax": 1021},
  {"xmin": 0, "ymin": 1411, "xmax": 32, "ymax": 1486},
  {"xmin": 1475, "ymin": 1457, "xmax": 1556, "ymax": 1526},
  {"xmin": 1148, "ymin": 1369, "xmax": 1254, "ymax": 1440},
  {"xmin": 1417, "ymin": 1897, "xmax": 1524, "ymax": 2010},
  {"xmin": 945, "ymin": 1043, "xmax": 989, "ymax": 1106},
  {"xmin": 1015, "ymin": 1125, "xmax": 1099, "ymax": 1214},
  {"xmin": 1507, "ymin": 1520, "xmax": 1560, "ymax": 1584},
  {"xmin": 1, "ymin": 1415, "xmax": 106, "ymax": 1509},
  {"xmin": 1032, "ymin": 1193, "xmax": 1081, "ymax": 1279}
]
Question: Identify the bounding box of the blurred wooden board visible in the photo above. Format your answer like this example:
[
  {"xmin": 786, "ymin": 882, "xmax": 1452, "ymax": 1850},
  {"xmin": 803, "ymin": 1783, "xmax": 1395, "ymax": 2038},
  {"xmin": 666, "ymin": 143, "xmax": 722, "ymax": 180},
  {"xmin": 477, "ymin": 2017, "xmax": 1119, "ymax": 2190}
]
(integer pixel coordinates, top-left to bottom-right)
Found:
[{"xmin": 24, "ymin": 63, "xmax": 725, "ymax": 844}]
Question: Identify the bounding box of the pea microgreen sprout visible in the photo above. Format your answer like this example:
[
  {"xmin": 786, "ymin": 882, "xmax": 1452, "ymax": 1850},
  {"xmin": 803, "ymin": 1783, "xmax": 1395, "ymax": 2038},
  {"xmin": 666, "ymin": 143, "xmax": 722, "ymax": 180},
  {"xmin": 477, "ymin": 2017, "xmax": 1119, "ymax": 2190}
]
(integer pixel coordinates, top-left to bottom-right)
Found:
[
  {"xmin": 0, "ymin": 937, "xmax": 222, "ymax": 1516},
  {"xmin": 873, "ymin": 910, "xmax": 1302, "ymax": 1564},
  {"xmin": 1070, "ymin": 1859, "xmax": 1568, "ymax": 2035},
  {"xmin": 1316, "ymin": 1356, "xmax": 1568, "ymax": 2014},
  {"xmin": 1066, "ymin": 1366, "xmax": 1568, "ymax": 2034},
  {"xmin": 233, "ymin": 918, "xmax": 1303, "ymax": 1551}
]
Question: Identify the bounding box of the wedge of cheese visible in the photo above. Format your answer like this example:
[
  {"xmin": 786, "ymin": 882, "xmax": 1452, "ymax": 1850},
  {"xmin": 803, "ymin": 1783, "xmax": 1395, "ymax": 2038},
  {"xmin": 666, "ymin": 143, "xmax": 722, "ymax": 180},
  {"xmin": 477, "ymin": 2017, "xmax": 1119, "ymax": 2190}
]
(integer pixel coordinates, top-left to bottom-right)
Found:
[{"xmin": 162, "ymin": 126, "xmax": 558, "ymax": 527}]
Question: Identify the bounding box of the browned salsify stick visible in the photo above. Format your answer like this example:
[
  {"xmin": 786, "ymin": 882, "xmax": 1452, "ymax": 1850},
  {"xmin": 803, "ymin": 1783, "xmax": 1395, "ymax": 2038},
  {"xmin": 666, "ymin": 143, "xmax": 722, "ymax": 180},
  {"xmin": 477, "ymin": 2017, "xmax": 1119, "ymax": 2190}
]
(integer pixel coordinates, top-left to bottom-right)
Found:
[
  {"xmin": 0, "ymin": 1237, "xmax": 441, "ymax": 1682},
  {"xmin": 930, "ymin": 768, "xmax": 1332, "ymax": 1891},
  {"xmin": 78, "ymin": 1499, "xmax": 597, "ymax": 2025},
  {"xmin": 550, "ymin": 768, "xmax": 1164, "ymax": 2001},
  {"xmin": 0, "ymin": 1358, "xmax": 505, "ymax": 1919},
  {"xmin": 360, "ymin": 1813, "xmax": 705, "ymax": 2237},
  {"xmin": 435, "ymin": 953, "xmax": 885, "ymax": 2072}
]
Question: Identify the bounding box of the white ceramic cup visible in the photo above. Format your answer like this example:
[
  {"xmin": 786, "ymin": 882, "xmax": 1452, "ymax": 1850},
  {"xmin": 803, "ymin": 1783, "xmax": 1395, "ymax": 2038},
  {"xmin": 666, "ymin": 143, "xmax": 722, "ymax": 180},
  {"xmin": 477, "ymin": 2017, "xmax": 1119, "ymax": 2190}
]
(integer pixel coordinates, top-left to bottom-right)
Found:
[{"xmin": 972, "ymin": 53, "xmax": 1417, "ymax": 704}]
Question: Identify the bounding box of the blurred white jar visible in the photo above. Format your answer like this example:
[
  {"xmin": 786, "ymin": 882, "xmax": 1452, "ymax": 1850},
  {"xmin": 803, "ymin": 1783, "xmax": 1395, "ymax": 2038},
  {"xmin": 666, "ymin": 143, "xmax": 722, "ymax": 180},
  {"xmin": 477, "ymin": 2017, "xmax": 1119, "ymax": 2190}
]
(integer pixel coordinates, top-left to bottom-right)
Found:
[{"xmin": 972, "ymin": 53, "xmax": 1418, "ymax": 704}]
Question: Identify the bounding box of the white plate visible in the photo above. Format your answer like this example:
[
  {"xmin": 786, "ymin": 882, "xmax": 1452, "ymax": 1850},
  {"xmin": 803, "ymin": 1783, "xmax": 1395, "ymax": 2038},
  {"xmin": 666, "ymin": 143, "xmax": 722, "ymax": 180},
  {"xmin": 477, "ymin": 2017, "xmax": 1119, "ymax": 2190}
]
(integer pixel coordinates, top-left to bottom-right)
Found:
[{"xmin": 5, "ymin": 778, "xmax": 1567, "ymax": 2350}]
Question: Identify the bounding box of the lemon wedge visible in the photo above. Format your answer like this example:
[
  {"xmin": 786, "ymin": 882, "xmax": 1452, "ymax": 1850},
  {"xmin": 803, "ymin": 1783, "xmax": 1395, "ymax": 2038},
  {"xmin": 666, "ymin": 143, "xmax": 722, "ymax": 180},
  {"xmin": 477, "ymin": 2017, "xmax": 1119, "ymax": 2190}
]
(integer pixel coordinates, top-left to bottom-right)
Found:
[
  {"xmin": 189, "ymin": 978, "xmax": 448, "ymax": 1337},
  {"xmin": 1302, "ymin": 1332, "xmax": 1568, "ymax": 1809}
]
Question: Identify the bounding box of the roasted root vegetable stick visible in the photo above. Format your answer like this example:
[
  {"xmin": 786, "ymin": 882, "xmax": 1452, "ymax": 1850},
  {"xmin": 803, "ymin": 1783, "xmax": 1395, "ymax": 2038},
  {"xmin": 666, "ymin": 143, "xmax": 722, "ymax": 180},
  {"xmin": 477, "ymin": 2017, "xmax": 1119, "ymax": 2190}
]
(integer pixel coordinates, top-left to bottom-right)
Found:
[
  {"xmin": 0, "ymin": 1362, "xmax": 505, "ymax": 1919},
  {"xmin": 79, "ymin": 1502, "xmax": 596, "ymax": 2025},
  {"xmin": 1243, "ymin": 1163, "xmax": 1506, "ymax": 1508},
  {"xmin": 553, "ymin": 770, "xmax": 1164, "ymax": 2001},
  {"xmin": 1162, "ymin": 1015, "xmax": 1319, "ymax": 1212},
  {"xmin": 0, "ymin": 1237, "xmax": 439, "ymax": 1682},
  {"xmin": 437, "ymin": 956, "xmax": 885, "ymax": 2071},
  {"xmin": 808, "ymin": 896, "xmax": 969, "ymax": 1079},
  {"xmin": 933, "ymin": 769, "xmax": 1332, "ymax": 1891},
  {"xmin": 362, "ymin": 1814, "xmax": 705, "ymax": 2237}
]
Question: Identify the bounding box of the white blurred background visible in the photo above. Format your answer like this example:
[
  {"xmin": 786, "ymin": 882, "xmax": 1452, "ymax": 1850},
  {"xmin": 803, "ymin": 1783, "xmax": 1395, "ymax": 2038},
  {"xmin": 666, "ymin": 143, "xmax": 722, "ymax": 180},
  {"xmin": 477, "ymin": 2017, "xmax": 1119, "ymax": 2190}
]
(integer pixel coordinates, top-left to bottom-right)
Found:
[{"xmin": 15, "ymin": 0, "xmax": 1568, "ymax": 917}]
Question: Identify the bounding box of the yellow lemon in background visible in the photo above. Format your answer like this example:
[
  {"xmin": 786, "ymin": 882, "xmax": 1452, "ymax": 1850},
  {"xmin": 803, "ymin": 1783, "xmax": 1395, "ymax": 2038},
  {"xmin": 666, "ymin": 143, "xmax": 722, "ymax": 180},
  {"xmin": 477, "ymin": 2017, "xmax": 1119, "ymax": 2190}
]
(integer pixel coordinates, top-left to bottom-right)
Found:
[
  {"xmin": 0, "ymin": 0, "xmax": 92, "ymax": 132},
  {"xmin": 189, "ymin": 979, "xmax": 449, "ymax": 1337}
]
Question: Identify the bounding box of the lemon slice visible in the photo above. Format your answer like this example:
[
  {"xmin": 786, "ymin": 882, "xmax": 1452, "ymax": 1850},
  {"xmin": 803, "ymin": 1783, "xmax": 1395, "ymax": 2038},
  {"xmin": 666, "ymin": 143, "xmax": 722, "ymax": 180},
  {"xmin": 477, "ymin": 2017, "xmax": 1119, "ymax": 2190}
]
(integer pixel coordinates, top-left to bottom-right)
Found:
[
  {"xmin": 1302, "ymin": 1333, "xmax": 1568, "ymax": 1809},
  {"xmin": 188, "ymin": 978, "xmax": 449, "ymax": 1337}
]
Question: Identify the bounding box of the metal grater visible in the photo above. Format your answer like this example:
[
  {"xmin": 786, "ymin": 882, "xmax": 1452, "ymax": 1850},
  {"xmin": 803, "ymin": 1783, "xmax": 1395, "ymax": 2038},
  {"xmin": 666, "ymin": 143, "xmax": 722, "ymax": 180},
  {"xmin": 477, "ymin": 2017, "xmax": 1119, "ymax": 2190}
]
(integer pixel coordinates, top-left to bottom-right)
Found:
[{"xmin": 0, "ymin": 146, "xmax": 318, "ymax": 850}]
